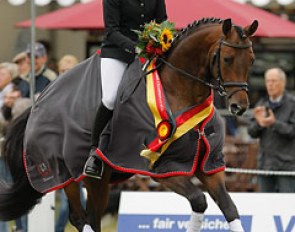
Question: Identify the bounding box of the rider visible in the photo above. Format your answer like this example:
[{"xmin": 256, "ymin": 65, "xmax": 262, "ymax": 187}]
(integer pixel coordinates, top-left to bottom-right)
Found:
[{"xmin": 83, "ymin": 0, "xmax": 167, "ymax": 178}]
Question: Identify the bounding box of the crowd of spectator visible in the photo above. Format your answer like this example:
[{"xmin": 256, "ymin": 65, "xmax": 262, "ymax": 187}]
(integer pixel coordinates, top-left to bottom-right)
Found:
[{"xmin": 0, "ymin": 41, "xmax": 82, "ymax": 232}]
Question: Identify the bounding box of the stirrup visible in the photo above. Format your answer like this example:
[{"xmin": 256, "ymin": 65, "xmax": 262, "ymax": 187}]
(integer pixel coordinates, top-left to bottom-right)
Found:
[{"xmin": 83, "ymin": 155, "xmax": 104, "ymax": 179}]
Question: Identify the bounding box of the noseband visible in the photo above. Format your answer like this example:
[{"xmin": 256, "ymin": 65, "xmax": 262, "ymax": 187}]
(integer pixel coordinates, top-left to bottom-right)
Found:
[{"xmin": 159, "ymin": 36, "xmax": 252, "ymax": 98}]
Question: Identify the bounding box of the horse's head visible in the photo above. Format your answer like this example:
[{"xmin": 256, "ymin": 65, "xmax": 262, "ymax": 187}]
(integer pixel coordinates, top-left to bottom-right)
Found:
[
  {"xmin": 160, "ymin": 18, "xmax": 258, "ymax": 116},
  {"xmin": 211, "ymin": 19, "xmax": 258, "ymax": 116}
]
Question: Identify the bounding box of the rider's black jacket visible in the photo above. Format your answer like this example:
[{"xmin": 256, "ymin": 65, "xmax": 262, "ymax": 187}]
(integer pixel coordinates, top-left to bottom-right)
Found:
[{"xmin": 100, "ymin": 0, "xmax": 167, "ymax": 64}]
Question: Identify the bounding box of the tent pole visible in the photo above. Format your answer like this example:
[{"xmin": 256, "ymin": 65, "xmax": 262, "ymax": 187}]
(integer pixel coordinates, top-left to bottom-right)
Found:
[{"xmin": 30, "ymin": 0, "xmax": 36, "ymax": 104}]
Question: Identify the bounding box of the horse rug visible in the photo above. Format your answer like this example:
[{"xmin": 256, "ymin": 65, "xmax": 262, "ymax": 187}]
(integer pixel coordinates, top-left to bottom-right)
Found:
[
  {"xmin": 99, "ymin": 60, "xmax": 225, "ymax": 178},
  {"xmin": 23, "ymin": 53, "xmax": 225, "ymax": 193}
]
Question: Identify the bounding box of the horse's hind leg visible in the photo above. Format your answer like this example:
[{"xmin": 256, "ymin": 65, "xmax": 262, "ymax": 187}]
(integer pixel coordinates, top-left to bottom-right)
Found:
[
  {"xmin": 64, "ymin": 182, "xmax": 88, "ymax": 232},
  {"xmin": 155, "ymin": 176, "xmax": 207, "ymax": 232},
  {"xmin": 198, "ymin": 171, "xmax": 244, "ymax": 232}
]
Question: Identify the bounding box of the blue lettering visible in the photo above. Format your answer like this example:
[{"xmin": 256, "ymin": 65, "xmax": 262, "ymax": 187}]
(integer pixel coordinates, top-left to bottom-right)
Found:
[
  {"xmin": 177, "ymin": 220, "xmax": 188, "ymax": 229},
  {"xmin": 274, "ymin": 216, "xmax": 295, "ymax": 232}
]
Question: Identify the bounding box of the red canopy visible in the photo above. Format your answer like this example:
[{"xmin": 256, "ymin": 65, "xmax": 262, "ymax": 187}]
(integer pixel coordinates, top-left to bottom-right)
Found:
[
  {"xmin": 17, "ymin": 0, "xmax": 104, "ymax": 30},
  {"xmin": 16, "ymin": 0, "xmax": 295, "ymax": 37}
]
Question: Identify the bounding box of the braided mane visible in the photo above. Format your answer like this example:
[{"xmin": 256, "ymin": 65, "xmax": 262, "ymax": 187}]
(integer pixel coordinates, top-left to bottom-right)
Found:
[
  {"xmin": 163, "ymin": 18, "xmax": 224, "ymax": 57},
  {"xmin": 172, "ymin": 17, "xmax": 224, "ymax": 46},
  {"xmin": 166, "ymin": 17, "xmax": 247, "ymax": 56}
]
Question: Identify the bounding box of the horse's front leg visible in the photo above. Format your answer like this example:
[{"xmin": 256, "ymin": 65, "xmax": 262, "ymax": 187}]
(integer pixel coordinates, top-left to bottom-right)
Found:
[
  {"xmin": 197, "ymin": 171, "xmax": 244, "ymax": 232},
  {"xmin": 154, "ymin": 176, "xmax": 207, "ymax": 232},
  {"xmin": 83, "ymin": 164, "xmax": 112, "ymax": 232},
  {"xmin": 64, "ymin": 182, "xmax": 88, "ymax": 232}
]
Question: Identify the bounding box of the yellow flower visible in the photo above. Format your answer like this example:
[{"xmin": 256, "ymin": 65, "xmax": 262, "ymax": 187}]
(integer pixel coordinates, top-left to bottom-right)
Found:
[
  {"xmin": 160, "ymin": 28, "xmax": 174, "ymax": 52},
  {"xmin": 135, "ymin": 20, "xmax": 176, "ymax": 58}
]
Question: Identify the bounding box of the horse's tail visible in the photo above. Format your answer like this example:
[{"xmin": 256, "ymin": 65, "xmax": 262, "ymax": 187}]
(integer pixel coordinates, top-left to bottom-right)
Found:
[{"xmin": 0, "ymin": 107, "xmax": 44, "ymax": 221}]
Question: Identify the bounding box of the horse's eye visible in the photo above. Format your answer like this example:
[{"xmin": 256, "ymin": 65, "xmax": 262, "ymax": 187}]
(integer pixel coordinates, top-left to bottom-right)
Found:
[{"xmin": 223, "ymin": 57, "xmax": 233, "ymax": 65}]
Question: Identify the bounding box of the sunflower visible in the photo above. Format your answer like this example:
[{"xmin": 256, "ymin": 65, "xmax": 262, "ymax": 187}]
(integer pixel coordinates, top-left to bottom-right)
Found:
[
  {"xmin": 134, "ymin": 20, "xmax": 176, "ymax": 59},
  {"xmin": 159, "ymin": 28, "xmax": 174, "ymax": 52}
]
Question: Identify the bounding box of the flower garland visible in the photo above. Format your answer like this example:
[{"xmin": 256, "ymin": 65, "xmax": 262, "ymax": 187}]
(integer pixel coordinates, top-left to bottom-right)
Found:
[{"xmin": 134, "ymin": 20, "xmax": 176, "ymax": 59}]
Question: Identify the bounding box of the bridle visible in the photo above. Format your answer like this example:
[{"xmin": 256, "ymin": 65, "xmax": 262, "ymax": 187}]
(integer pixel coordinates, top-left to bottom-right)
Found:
[
  {"xmin": 212, "ymin": 37, "xmax": 252, "ymax": 97},
  {"xmin": 158, "ymin": 36, "xmax": 252, "ymax": 98}
]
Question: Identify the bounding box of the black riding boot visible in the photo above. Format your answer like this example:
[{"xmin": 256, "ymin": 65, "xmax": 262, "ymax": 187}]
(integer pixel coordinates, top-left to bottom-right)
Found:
[{"xmin": 83, "ymin": 104, "xmax": 113, "ymax": 179}]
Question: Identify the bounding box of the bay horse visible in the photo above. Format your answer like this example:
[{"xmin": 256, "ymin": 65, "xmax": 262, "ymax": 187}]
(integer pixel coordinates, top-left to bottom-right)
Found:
[{"xmin": 0, "ymin": 18, "xmax": 258, "ymax": 232}]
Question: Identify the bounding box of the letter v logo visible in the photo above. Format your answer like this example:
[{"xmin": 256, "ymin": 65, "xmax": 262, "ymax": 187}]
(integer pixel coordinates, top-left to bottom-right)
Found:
[{"xmin": 274, "ymin": 216, "xmax": 295, "ymax": 232}]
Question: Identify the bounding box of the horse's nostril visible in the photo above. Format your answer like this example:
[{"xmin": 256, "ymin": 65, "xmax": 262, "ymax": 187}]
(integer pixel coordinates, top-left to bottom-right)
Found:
[{"xmin": 229, "ymin": 103, "xmax": 246, "ymax": 116}]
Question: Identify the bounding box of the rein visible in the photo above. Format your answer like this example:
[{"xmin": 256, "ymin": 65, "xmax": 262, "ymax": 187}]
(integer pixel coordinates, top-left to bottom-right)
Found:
[{"xmin": 158, "ymin": 37, "xmax": 252, "ymax": 98}]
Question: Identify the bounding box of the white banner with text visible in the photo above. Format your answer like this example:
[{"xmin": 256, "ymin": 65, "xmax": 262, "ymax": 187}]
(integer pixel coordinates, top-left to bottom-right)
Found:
[{"xmin": 118, "ymin": 191, "xmax": 295, "ymax": 232}]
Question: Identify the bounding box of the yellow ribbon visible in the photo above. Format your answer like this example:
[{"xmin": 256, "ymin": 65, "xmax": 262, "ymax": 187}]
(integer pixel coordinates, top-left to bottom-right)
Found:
[{"xmin": 141, "ymin": 61, "xmax": 214, "ymax": 168}]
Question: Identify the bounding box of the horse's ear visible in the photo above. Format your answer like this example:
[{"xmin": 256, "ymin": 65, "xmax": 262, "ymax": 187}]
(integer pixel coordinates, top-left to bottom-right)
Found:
[
  {"xmin": 222, "ymin": 18, "xmax": 232, "ymax": 36},
  {"xmin": 244, "ymin": 20, "xmax": 259, "ymax": 37}
]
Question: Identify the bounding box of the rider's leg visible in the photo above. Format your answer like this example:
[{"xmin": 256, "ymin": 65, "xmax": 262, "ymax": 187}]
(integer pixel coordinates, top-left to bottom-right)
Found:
[
  {"xmin": 83, "ymin": 58, "xmax": 127, "ymax": 179},
  {"xmin": 83, "ymin": 104, "xmax": 113, "ymax": 179}
]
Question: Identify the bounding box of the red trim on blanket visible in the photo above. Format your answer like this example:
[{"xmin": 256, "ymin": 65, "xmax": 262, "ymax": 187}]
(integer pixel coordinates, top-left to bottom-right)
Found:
[
  {"xmin": 206, "ymin": 166, "xmax": 226, "ymax": 175},
  {"xmin": 45, "ymin": 178, "xmax": 75, "ymax": 193},
  {"xmin": 189, "ymin": 132, "xmax": 202, "ymax": 175},
  {"xmin": 96, "ymin": 148, "xmax": 195, "ymax": 178},
  {"xmin": 43, "ymin": 175, "xmax": 86, "ymax": 193},
  {"xmin": 200, "ymin": 109, "xmax": 214, "ymax": 173},
  {"xmin": 199, "ymin": 109, "xmax": 226, "ymax": 173}
]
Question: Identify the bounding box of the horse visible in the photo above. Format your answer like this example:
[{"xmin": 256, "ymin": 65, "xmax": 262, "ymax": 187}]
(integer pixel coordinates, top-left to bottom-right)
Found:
[{"xmin": 0, "ymin": 18, "xmax": 258, "ymax": 232}]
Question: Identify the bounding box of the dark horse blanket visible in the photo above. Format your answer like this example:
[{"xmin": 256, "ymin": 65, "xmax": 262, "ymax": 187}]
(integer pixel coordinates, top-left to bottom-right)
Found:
[{"xmin": 24, "ymin": 53, "xmax": 225, "ymax": 193}]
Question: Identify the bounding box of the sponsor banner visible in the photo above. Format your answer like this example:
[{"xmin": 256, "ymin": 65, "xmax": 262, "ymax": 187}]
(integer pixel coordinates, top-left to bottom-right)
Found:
[
  {"xmin": 118, "ymin": 191, "xmax": 295, "ymax": 232},
  {"xmin": 118, "ymin": 215, "xmax": 252, "ymax": 231}
]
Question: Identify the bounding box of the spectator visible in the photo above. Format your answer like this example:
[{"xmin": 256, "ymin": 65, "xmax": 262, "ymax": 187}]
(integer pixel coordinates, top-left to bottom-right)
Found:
[
  {"xmin": 0, "ymin": 63, "xmax": 25, "ymax": 231},
  {"xmin": 58, "ymin": 54, "xmax": 79, "ymax": 74},
  {"xmin": 1, "ymin": 89, "xmax": 22, "ymax": 122},
  {"xmin": 37, "ymin": 40, "xmax": 58, "ymax": 74},
  {"xmin": 0, "ymin": 62, "xmax": 30, "ymax": 232},
  {"xmin": 0, "ymin": 61, "xmax": 30, "ymax": 123},
  {"xmin": 21, "ymin": 42, "xmax": 57, "ymax": 98},
  {"xmin": 12, "ymin": 52, "xmax": 32, "ymax": 98},
  {"xmin": 0, "ymin": 63, "xmax": 16, "ymax": 108},
  {"xmin": 12, "ymin": 52, "xmax": 31, "ymax": 80},
  {"xmin": 247, "ymin": 67, "xmax": 295, "ymax": 193},
  {"xmin": 0, "ymin": 155, "xmax": 9, "ymax": 232},
  {"xmin": 0, "ymin": 63, "xmax": 18, "ymax": 131}
]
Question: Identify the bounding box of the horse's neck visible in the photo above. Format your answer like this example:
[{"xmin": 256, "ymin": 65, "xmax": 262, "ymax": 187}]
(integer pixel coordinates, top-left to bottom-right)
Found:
[
  {"xmin": 161, "ymin": 72, "xmax": 210, "ymax": 113},
  {"xmin": 160, "ymin": 29, "xmax": 216, "ymax": 113}
]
